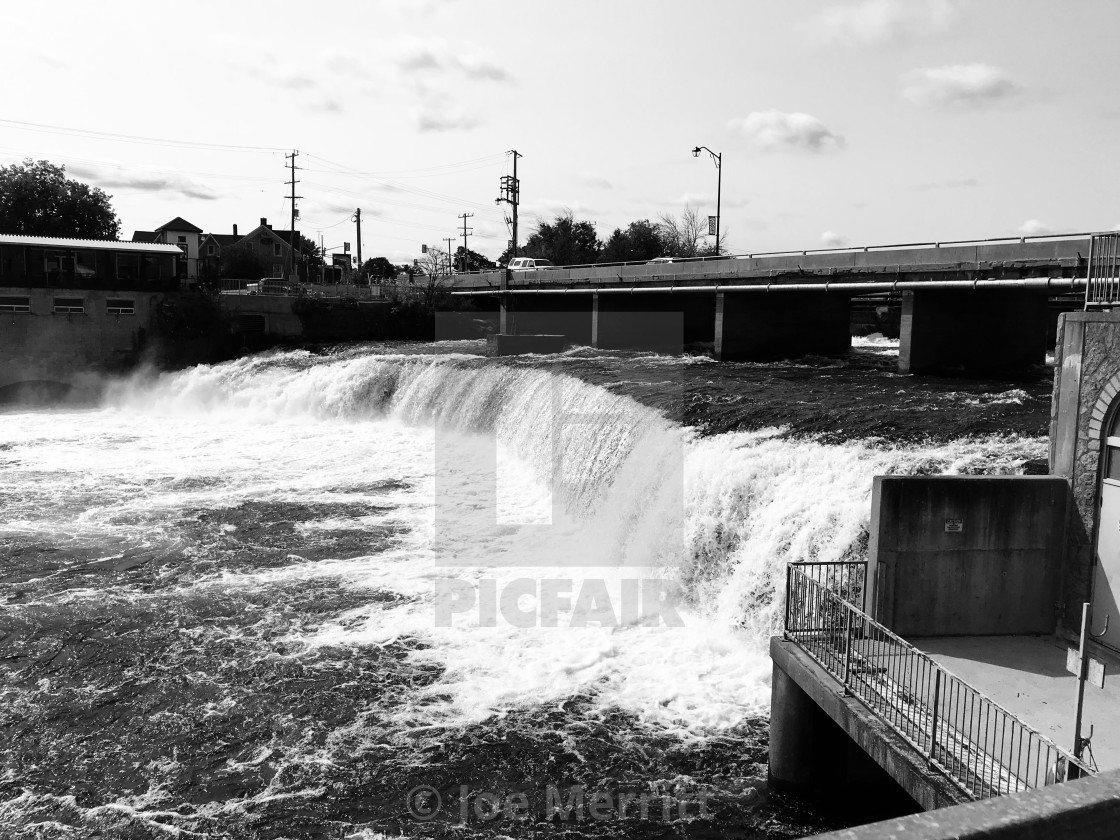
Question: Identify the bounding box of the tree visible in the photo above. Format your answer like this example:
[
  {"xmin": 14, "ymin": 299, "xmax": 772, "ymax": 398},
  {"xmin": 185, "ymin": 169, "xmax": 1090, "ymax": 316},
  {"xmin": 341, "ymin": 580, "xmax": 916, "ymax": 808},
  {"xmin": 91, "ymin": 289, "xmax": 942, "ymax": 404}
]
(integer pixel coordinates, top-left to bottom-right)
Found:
[
  {"xmin": 599, "ymin": 219, "xmax": 665, "ymax": 263},
  {"xmin": 522, "ymin": 210, "xmax": 602, "ymax": 266},
  {"xmin": 0, "ymin": 159, "xmax": 121, "ymax": 239},
  {"xmin": 656, "ymin": 204, "xmax": 727, "ymax": 258},
  {"xmin": 362, "ymin": 256, "xmax": 398, "ymax": 280},
  {"xmin": 454, "ymin": 246, "xmax": 497, "ymax": 272}
]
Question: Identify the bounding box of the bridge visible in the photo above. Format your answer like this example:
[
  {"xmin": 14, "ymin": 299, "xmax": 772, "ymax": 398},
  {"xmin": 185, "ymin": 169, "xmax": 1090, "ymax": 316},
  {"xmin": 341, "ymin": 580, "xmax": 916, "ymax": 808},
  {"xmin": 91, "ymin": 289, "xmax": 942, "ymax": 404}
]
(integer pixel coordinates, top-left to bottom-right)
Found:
[{"xmin": 449, "ymin": 232, "xmax": 1111, "ymax": 373}]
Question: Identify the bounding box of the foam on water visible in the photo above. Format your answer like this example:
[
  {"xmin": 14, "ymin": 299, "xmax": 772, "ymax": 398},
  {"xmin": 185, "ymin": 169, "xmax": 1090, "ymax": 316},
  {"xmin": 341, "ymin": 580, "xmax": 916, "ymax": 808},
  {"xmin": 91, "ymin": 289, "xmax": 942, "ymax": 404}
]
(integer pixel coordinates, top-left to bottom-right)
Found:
[{"xmin": 0, "ymin": 348, "xmax": 1046, "ymax": 836}]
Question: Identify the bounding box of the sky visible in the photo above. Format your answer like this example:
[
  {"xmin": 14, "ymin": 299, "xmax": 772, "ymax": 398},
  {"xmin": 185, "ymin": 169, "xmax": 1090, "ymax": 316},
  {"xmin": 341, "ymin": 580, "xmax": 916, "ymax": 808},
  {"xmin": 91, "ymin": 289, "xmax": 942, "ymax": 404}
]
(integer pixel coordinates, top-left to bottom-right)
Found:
[{"xmin": 2, "ymin": 0, "xmax": 1118, "ymax": 265}]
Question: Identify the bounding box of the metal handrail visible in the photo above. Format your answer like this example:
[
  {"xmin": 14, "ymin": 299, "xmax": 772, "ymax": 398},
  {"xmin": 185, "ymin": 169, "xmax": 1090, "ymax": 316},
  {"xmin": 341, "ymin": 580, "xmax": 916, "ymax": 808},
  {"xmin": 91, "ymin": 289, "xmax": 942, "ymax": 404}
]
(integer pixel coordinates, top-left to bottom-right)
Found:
[
  {"xmin": 1085, "ymin": 232, "xmax": 1120, "ymax": 307},
  {"xmin": 784, "ymin": 564, "xmax": 1093, "ymax": 800},
  {"xmin": 451, "ymin": 231, "xmax": 1100, "ymax": 276}
]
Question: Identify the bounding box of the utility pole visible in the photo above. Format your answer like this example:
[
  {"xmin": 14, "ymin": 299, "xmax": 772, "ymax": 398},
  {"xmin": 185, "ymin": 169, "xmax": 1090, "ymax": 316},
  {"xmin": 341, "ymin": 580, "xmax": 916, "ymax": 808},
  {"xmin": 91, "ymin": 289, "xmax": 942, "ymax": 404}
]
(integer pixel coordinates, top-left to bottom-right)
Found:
[
  {"xmin": 285, "ymin": 150, "xmax": 302, "ymax": 281},
  {"xmin": 353, "ymin": 208, "xmax": 363, "ymax": 284},
  {"xmin": 444, "ymin": 237, "xmax": 454, "ymax": 276},
  {"xmin": 458, "ymin": 213, "xmax": 474, "ymax": 272},
  {"xmin": 496, "ymin": 150, "xmax": 521, "ymax": 259}
]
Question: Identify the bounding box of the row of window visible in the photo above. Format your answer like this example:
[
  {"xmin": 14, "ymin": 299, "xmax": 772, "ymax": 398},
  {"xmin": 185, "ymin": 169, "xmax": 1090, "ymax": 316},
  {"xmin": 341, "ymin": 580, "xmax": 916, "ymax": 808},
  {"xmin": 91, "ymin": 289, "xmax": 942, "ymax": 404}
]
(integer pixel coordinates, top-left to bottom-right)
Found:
[{"xmin": 0, "ymin": 296, "xmax": 135, "ymax": 315}]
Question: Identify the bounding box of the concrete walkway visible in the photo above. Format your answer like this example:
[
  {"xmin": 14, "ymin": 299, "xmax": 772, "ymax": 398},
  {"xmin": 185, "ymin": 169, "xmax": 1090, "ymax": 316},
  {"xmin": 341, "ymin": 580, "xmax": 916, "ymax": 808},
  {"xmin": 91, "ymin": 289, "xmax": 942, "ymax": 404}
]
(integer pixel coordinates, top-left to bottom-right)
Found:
[{"xmin": 914, "ymin": 635, "xmax": 1120, "ymax": 772}]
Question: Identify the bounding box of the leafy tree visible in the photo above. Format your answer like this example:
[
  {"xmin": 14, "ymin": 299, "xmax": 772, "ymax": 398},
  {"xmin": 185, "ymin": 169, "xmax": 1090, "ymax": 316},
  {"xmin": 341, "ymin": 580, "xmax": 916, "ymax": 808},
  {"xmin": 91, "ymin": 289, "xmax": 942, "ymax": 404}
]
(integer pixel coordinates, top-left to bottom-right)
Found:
[
  {"xmin": 656, "ymin": 204, "xmax": 727, "ymax": 258},
  {"xmin": 362, "ymin": 256, "xmax": 398, "ymax": 280},
  {"xmin": 0, "ymin": 159, "xmax": 120, "ymax": 239},
  {"xmin": 599, "ymin": 219, "xmax": 665, "ymax": 263},
  {"xmin": 522, "ymin": 210, "xmax": 601, "ymax": 266},
  {"xmin": 454, "ymin": 246, "xmax": 497, "ymax": 272}
]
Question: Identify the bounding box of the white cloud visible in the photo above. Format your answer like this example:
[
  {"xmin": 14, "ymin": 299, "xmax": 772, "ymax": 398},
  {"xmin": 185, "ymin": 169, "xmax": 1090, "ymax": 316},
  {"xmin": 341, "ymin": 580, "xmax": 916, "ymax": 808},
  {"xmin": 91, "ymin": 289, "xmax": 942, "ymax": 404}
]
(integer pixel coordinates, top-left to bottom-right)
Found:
[
  {"xmin": 728, "ymin": 110, "xmax": 843, "ymax": 153},
  {"xmin": 1017, "ymin": 219, "xmax": 1054, "ymax": 236},
  {"xmin": 912, "ymin": 177, "xmax": 980, "ymax": 191},
  {"xmin": 811, "ymin": 0, "xmax": 957, "ymax": 46},
  {"xmin": 415, "ymin": 108, "xmax": 480, "ymax": 133},
  {"xmin": 821, "ymin": 231, "xmax": 848, "ymax": 247},
  {"xmin": 902, "ymin": 64, "xmax": 1021, "ymax": 108},
  {"xmin": 576, "ymin": 173, "xmax": 613, "ymax": 190},
  {"xmin": 674, "ymin": 192, "xmax": 748, "ymax": 209},
  {"xmin": 520, "ymin": 200, "xmax": 599, "ymax": 222},
  {"xmin": 393, "ymin": 38, "xmax": 511, "ymax": 82}
]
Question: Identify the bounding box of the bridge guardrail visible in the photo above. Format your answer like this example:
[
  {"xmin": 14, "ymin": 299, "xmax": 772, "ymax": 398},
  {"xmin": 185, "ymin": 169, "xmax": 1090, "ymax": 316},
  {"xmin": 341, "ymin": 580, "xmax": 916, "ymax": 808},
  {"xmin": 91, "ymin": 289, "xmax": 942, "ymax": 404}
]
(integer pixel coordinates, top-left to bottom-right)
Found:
[
  {"xmin": 785, "ymin": 562, "xmax": 1093, "ymax": 800},
  {"xmin": 1086, "ymin": 232, "xmax": 1120, "ymax": 307}
]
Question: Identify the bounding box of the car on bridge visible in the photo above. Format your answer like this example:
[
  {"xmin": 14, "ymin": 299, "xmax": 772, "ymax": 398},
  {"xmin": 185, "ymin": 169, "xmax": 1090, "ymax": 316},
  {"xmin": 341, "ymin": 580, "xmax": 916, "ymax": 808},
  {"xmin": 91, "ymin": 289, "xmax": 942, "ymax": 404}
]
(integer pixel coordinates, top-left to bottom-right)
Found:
[{"xmin": 508, "ymin": 257, "xmax": 554, "ymax": 270}]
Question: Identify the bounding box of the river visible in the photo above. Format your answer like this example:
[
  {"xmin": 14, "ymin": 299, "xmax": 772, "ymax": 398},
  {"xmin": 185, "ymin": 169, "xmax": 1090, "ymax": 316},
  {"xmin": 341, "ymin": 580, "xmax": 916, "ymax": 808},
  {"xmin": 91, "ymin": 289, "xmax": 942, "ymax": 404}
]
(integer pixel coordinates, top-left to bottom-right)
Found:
[{"xmin": 0, "ymin": 337, "xmax": 1052, "ymax": 839}]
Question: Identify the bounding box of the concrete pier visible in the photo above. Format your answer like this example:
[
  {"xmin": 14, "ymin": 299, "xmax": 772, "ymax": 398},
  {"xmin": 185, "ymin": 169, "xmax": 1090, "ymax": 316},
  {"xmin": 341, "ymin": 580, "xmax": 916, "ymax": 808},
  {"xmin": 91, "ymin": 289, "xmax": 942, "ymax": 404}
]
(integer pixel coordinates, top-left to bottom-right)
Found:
[
  {"xmin": 898, "ymin": 290, "xmax": 1048, "ymax": 374},
  {"xmin": 715, "ymin": 292, "xmax": 851, "ymax": 362}
]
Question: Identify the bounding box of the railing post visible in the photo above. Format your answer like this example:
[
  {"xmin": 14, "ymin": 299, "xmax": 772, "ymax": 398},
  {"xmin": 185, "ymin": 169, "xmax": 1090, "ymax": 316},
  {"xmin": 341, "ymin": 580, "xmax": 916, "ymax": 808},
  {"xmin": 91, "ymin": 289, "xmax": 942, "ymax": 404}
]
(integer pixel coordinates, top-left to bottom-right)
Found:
[
  {"xmin": 784, "ymin": 565, "xmax": 792, "ymax": 637},
  {"xmin": 929, "ymin": 670, "xmax": 941, "ymax": 764},
  {"xmin": 842, "ymin": 604, "xmax": 854, "ymax": 690}
]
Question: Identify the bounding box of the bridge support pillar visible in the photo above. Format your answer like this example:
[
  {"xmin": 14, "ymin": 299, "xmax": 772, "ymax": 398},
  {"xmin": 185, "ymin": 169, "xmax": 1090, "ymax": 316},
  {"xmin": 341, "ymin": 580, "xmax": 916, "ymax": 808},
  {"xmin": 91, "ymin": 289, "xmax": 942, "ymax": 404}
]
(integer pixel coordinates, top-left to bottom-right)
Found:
[
  {"xmin": 500, "ymin": 295, "xmax": 593, "ymax": 345},
  {"xmin": 715, "ymin": 292, "xmax": 851, "ymax": 361},
  {"xmin": 590, "ymin": 293, "xmax": 712, "ymax": 353},
  {"xmin": 899, "ymin": 290, "xmax": 1048, "ymax": 374}
]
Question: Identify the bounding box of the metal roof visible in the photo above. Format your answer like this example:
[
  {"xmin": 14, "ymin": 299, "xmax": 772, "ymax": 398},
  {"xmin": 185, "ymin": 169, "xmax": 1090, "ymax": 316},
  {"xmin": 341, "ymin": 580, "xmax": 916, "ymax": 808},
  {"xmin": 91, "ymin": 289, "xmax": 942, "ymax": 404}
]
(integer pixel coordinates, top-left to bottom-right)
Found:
[{"xmin": 0, "ymin": 233, "xmax": 183, "ymax": 254}]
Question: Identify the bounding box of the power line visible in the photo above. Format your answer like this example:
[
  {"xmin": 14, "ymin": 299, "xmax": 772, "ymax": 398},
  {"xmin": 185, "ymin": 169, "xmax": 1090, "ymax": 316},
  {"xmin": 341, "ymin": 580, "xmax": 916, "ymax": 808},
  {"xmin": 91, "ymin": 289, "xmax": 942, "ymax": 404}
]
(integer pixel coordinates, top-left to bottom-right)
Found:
[{"xmin": 0, "ymin": 117, "xmax": 287, "ymax": 153}]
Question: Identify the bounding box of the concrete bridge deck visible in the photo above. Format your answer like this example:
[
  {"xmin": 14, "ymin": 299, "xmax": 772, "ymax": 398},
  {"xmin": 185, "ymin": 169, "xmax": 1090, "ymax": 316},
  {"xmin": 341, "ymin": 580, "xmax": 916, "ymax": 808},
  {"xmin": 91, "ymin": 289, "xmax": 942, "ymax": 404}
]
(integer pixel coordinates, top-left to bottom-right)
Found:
[
  {"xmin": 450, "ymin": 234, "xmax": 1091, "ymax": 292},
  {"xmin": 450, "ymin": 234, "xmax": 1096, "ymax": 373}
]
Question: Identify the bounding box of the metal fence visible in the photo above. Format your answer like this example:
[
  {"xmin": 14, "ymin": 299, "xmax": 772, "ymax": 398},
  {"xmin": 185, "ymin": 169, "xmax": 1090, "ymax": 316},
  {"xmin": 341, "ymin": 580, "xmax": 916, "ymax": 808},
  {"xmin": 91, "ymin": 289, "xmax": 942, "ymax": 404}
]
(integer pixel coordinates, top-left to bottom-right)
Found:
[
  {"xmin": 784, "ymin": 563, "xmax": 1093, "ymax": 800},
  {"xmin": 1085, "ymin": 232, "xmax": 1120, "ymax": 307}
]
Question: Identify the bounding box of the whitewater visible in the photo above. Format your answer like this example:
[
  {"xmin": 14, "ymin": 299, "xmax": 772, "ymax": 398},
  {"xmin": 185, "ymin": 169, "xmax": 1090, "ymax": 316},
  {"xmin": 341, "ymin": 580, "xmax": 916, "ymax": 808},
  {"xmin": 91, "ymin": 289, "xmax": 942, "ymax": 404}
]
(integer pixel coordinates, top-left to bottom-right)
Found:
[{"xmin": 0, "ymin": 340, "xmax": 1050, "ymax": 839}]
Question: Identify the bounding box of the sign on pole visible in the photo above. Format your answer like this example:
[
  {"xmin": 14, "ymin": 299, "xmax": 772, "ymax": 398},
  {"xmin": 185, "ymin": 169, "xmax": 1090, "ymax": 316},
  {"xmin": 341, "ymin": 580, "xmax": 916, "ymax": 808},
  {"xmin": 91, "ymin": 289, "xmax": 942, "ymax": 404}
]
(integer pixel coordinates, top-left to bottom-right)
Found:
[
  {"xmin": 708, "ymin": 215, "xmax": 718, "ymax": 236},
  {"xmin": 344, "ymin": 242, "xmax": 351, "ymax": 253}
]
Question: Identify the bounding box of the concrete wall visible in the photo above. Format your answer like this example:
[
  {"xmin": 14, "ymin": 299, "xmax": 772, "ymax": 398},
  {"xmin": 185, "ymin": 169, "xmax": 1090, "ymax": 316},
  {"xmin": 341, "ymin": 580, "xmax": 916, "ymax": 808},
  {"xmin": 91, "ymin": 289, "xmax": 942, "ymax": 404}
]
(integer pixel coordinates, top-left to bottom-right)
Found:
[
  {"xmin": 770, "ymin": 638, "xmax": 965, "ymax": 812},
  {"xmin": 1049, "ymin": 311, "xmax": 1120, "ymax": 636},
  {"xmin": 811, "ymin": 767, "xmax": 1120, "ymax": 840},
  {"xmin": 715, "ymin": 292, "xmax": 851, "ymax": 361},
  {"xmin": 898, "ymin": 289, "xmax": 1049, "ymax": 374},
  {"xmin": 0, "ymin": 287, "xmax": 163, "ymax": 393},
  {"xmin": 218, "ymin": 293, "xmax": 304, "ymax": 337},
  {"xmin": 868, "ymin": 476, "xmax": 1068, "ymax": 636}
]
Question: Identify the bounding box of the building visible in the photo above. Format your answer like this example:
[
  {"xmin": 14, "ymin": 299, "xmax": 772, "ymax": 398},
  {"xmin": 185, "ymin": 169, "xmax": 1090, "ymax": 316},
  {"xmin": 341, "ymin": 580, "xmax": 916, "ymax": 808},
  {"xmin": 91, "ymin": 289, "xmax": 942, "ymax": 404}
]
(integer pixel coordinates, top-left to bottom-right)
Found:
[
  {"xmin": 0, "ymin": 233, "xmax": 184, "ymax": 398},
  {"xmin": 132, "ymin": 217, "xmax": 203, "ymax": 281}
]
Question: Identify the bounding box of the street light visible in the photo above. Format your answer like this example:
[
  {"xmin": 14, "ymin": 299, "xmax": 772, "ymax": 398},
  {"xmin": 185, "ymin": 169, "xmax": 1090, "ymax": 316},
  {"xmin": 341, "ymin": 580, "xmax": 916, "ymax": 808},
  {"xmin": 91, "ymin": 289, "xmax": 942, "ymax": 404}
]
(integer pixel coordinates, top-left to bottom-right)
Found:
[{"xmin": 691, "ymin": 146, "xmax": 722, "ymax": 257}]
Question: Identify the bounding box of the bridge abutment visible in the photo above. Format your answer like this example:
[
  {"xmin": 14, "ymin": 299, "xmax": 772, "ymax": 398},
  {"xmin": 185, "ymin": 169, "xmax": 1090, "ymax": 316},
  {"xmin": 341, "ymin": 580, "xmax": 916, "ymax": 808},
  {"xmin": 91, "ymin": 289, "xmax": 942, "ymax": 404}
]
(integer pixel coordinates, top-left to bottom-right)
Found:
[
  {"xmin": 715, "ymin": 292, "xmax": 852, "ymax": 361},
  {"xmin": 898, "ymin": 290, "xmax": 1048, "ymax": 374}
]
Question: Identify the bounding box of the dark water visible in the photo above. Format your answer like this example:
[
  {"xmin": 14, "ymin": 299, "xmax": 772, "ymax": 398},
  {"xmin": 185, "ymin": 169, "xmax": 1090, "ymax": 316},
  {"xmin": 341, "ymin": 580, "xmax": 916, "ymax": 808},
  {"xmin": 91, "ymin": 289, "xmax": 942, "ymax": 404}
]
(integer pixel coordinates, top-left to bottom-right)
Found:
[{"xmin": 0, "ymin": 341, "xmax": 1052, "ymax": 839}]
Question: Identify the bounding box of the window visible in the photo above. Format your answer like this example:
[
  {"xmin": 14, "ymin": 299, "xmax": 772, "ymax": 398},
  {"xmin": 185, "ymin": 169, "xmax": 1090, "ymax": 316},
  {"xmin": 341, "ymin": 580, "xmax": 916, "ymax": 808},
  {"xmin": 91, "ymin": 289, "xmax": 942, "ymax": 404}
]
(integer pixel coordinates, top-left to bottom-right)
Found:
[
  {"xmin": 106, "ymin": 298, "xmax": 135, "ymax": 315},
  {"xmin": 207, "ymin": 244, "xmax": 216, "ymax": 256},
  {"xmin": 274, "ymin": 243, "xmax": 282, "ymax": 257},
  {"xmin": 0, "ymin": 295, "xmax": 30, "ymax": 312},
  {"xmin": 116, "ymin": 253, "xmax": 140, "ymax": 281},
  {"xmin": 53, "ymin": 297, "xmax": 84, "ymax": 314},
  {"xmin": 177, "ymin": 235, "xmax": 187, "ymax": 243}
]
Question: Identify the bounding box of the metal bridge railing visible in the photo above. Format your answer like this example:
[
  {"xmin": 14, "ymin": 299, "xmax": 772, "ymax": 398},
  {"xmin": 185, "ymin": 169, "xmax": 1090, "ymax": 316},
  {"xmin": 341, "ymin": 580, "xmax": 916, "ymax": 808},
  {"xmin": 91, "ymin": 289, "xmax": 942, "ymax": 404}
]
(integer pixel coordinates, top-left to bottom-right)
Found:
[
  {"xmin": 1085, "ymin": 232, "xmax": 1120, "ymax": 307},
  {"xmin": 784, "ymin": 563, "xmax": 1093, "ymax": 800}
]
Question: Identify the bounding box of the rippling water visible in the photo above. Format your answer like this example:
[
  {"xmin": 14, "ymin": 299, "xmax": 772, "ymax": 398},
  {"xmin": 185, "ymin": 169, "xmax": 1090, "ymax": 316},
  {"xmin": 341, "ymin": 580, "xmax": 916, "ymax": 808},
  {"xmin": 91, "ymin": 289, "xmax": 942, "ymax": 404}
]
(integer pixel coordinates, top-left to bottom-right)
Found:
[{"xmin": 0, "ymin": 340, "xmax": 1052, "ymax": 839}]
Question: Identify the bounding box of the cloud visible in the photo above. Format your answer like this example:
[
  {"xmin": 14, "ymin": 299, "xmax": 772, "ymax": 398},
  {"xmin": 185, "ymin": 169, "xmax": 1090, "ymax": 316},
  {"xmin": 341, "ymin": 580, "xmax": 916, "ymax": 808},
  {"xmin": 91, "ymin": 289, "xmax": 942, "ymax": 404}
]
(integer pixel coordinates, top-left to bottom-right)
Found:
[
  {"xmin": 576, "ymin": 173, "xmax": 613, "ymax": 190},
  {"xmin": 308, "ymin": 98, "xmax": 345, "ymax": 114},
  {"xmin": 1017, "ymin": 219, "xmax": 1054, "ymax": 236},
  {"xmin": 728, "ymin": 110, "xmax": 843, "ymax": 153},
  {"xmin": 674, "ymin": 192, "xmax": 748, "ymax": 209},
  {"xmin": 810, "ymin": 0, "xmax": 957, "ymax": 46},
  {"xmin": 68, "ymin": 163, "xmax": 218, "ymax": 201},
  {"xmin": 821, "ymin": 231, "xmax": 848, "ymax": 247},
  {"xmin": 416, "ymin": 109, "xmax": 480, "ymax": 132},
  {"xmin": 393, "ymin": 38, "xmax": 511, "ymax": 83},
  {"xmin": 521, "ymin": 200, "xmax": 599, "ymax": 222},
  {"xmin": 912, "ymin": 177, "xmax": 980, "ymax": 191},
  {"xmin": 902, "ymin": 64, "xmax": 1021, "ymax": 108}
]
